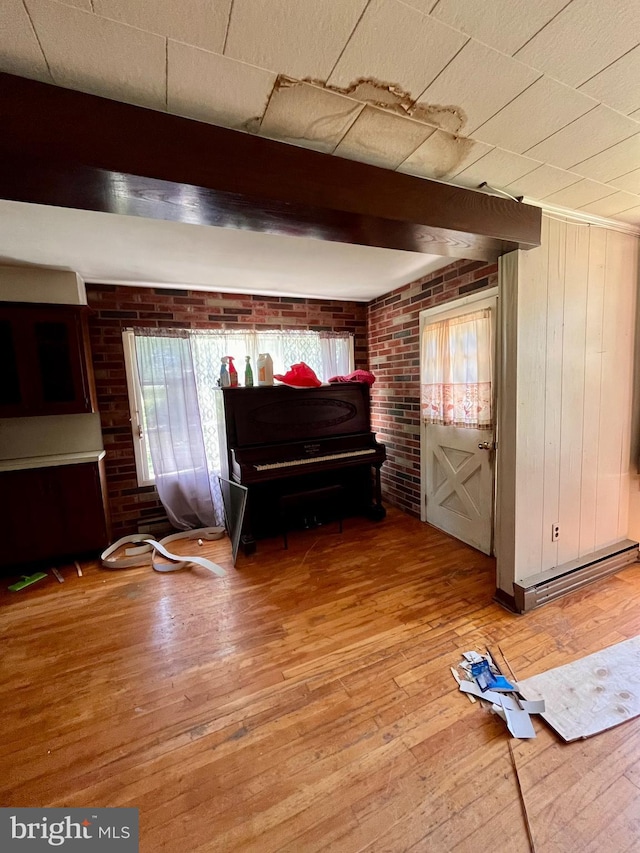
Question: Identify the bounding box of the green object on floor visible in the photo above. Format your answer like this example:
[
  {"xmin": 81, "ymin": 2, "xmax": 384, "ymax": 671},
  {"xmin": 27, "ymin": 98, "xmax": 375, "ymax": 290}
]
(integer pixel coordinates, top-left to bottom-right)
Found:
[{"xmin": 8, "ymin": 572, "xmax": 47, "ymax": 592}]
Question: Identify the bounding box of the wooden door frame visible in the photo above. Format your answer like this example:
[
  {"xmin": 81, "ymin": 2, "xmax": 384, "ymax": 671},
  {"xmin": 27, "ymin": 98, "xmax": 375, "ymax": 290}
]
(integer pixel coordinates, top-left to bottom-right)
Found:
[{"xmin": 419, "ymin": 287, "xmax": 499, "ymax": 545}]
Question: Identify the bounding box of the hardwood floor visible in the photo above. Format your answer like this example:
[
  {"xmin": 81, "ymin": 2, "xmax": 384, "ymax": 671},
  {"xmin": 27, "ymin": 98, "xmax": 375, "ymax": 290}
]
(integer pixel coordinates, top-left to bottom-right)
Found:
[{"xmin": 2, "ymin": 507, "xmax": 640, "ymax": 852}]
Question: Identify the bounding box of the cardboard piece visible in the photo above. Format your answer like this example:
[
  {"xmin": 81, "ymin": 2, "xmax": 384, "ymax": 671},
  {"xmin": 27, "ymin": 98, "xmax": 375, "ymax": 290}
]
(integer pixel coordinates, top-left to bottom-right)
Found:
[
  {"xmin": 459, "ymin": 674, "xmax": 542, "ymax": 741},
  {"xmin": 499, "ymin": 694, "xmax": 536, "ymax": 739},
  {"xmin": 459, "ymin": 680, "xmax": 504, "ymax": 705},
  {"xmin": 519, "ymin": 699, "xmax": 545, "ymax": 714}
]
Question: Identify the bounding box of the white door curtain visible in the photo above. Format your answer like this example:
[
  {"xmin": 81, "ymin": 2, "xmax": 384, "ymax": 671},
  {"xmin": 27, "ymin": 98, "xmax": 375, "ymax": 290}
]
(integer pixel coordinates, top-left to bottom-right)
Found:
[{"xmin": 420, "ymin": 307, "xmax": 493, "ymax": 430}]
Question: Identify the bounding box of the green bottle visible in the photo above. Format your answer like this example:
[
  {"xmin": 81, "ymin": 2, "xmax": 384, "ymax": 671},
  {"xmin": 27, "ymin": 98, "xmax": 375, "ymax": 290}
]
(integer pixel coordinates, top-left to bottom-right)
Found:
[{"xmin": 244, "ymin": 356, "xmax": 254, "ymax": 387}]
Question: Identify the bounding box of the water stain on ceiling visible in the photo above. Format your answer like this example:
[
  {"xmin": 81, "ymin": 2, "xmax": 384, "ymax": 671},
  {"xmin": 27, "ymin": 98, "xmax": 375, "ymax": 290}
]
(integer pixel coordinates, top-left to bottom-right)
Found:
[{"xmin": 249, "ymin": 74, "xmax": 471, "ymax": 178}]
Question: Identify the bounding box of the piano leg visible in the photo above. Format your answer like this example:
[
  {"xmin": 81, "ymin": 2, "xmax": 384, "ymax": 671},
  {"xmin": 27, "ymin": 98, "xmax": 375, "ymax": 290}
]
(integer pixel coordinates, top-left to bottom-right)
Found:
[
  {"xmin": 367, "ymin": 464, "xmax": 386, "ymax": 521},
  {"xmin": 241, "ymin": 534, "xmax": 256, "ymax": 556}
]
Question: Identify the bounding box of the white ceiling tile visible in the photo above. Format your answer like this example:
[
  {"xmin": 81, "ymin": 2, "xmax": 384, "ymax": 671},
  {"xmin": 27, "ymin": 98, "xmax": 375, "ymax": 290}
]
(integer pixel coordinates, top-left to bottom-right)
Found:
[
  {"xmin": 418, "ymin": 39, "xmax": 540, "ymax": 135},
  {"xmin": 506, "ymin": 164, "xmax": 581, "ymax": 199},
  {"xmin": 579, "ymin": 46, "xmax": 640, "ymax": 115},
  {"xmin": 472, "ymin": 77, "xmax": 596, "ymax": 153},
  {"xmin": 167, "ymin": 42, "xmax": 276, "ymax": 131},
  {"xmin": 615, "ymin": 205, "xmax": 640, "ymax": 225},
  {"xmin": 453, "ymin": 148, "xmax": 541, "ymax": 190},
  {"xmin": 395, "ymin": 0, "xmax": 434, "ymax": 13},
  {"xmin": 570, "ymin": 133, "xmax": 640, "ymax": 182},
  {"xmin": 94, "ymin": 0, "xmax": 232, "ymax": 54},
  {"xmin": 328, "ymin": 0, "xmax": 468, "ymax": 96},
  {"xmin": 333, "ymin": 106, "xmax": 437, "ymax": 169},
  {"xmin": 611, "ymin": 169, "xmax": 640, "ymax": 194},
  {"xmin": 525, "ymin": 105, "xmax": 639, "ymax": 169},
  {"xmin": 579, "ymin": 191, "xmax": 640, "ymax": 217},
  {"xmin": 516, "ymin": 0, "xmax": 640, "ymax": 87},
  {"xmin": 24, "ymin": 0, "xmax": 167, "ymax": 110},
  {"xmin": 429, "ymin": 0, "xmax": 569, "ymax": 56},
  {"xmin": 0, "ymin": 0, "xmax": 52, "ymax": 81},
  {"xmin": 544, "ymin": 179, "xmax": 616, "ymax": 208},
  {"xmin": 259, "ymin": 81, "xmax": 364, "ymax": 154},
  {"xmin": 398, "ymin": 130, "xmax": 492, "ymax": 180},
  {"xmin": 225, "ymin": 0, "xmax": 368, "ymax": 80}
]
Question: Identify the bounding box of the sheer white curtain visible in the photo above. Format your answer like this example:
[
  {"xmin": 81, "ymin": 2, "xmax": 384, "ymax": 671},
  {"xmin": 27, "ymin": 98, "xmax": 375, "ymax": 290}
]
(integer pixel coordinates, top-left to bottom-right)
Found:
[
  {"xmin": 320, "ymin": 333, "xmax": 353, "ymax": 380},
  {"xmin": 134, "ymin": 333, "xmax": 219, "ymax": 529},
  {"xmin": 190, "ymin": 329, "xmax": 353, "ymax": 384},
  {"xmin": 133, "ymin": 329, "xmax": 353, "ymax": 529},
  {"xmin": 420, "ymin": 308, "xmax": 493, "ymax": 429}
]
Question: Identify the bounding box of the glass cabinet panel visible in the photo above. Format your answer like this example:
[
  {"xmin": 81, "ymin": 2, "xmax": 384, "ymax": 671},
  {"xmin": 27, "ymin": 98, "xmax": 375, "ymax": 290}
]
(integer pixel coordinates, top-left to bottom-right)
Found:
[
  {"xmin": 34, "ymin": 320, "xmax": 76, "ymax": 403},
  {"xmin": 0, "ymin": 304, "xmax": 93, "ymax": 416},
  {"xmin": 0, "ymin": 318, "xmax": 22, "ymax": 406}
]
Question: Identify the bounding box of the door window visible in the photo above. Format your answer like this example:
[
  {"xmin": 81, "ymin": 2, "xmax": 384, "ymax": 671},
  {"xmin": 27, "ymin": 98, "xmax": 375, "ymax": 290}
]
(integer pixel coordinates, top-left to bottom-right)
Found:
[{"xmin": 420, "ymin": 307, "xmax": 493, "ymax": 429}]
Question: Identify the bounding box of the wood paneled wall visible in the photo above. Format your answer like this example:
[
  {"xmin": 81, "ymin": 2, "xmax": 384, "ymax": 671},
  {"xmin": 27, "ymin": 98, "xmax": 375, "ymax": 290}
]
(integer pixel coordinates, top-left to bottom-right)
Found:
[{"xmin": 497, "ymin": 216, "xmax": 639, "ymax": 594}]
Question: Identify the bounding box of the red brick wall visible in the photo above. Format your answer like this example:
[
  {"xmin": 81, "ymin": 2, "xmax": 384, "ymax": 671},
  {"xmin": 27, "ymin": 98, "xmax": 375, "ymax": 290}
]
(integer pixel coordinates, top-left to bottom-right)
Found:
[
  {"xmin": 368, "ymin": 259, "xmax": 498, "ymax": 517},
  {"xmin": 86, "ymin": 285, "xmax": 368, "ymax": 538}
]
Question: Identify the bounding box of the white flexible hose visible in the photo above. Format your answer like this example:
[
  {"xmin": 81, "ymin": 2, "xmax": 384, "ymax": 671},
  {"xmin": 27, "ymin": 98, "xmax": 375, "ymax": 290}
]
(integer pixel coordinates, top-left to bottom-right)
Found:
[{"xmin": 100, "ymin": 527, "xmax": 226, "ymax": 576}]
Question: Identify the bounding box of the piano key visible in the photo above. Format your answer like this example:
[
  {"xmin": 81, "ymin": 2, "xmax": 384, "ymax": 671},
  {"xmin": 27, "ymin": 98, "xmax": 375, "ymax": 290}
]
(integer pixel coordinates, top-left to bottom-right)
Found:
[{"xmin": 255, "ymin": 448, "xmax": 376, "ymax": 471}]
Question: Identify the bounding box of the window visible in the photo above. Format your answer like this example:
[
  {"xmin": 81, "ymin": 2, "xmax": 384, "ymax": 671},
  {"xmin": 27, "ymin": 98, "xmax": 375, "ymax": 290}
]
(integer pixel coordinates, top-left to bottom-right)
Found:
[
  {"xmin": 420, "ymin": 307, "xmax": 493, "ymax": 429},
  {"xmin": 123, "ymin": 328, "xmax": 354, "ymax": 486}
]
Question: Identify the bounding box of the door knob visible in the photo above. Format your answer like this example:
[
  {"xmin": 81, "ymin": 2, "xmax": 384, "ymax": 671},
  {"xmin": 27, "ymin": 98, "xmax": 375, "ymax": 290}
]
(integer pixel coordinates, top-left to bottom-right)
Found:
[{"xmin": 478, "ymin": 440, "xmax": 496, "ymax": 451}]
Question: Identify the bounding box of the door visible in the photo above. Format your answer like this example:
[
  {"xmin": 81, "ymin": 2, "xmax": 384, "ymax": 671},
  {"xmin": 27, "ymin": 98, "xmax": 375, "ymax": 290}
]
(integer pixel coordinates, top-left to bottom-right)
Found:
[{"xmin": 420, "ymin": 292, "xmax": 497, "ymax": 555}]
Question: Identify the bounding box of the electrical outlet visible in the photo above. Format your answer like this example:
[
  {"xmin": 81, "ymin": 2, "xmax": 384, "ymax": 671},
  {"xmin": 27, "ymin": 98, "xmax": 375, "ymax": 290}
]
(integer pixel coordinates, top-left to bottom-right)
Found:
[{"xmin": 552, "ymin": 523, "xmax": 560, "ymax": 542}]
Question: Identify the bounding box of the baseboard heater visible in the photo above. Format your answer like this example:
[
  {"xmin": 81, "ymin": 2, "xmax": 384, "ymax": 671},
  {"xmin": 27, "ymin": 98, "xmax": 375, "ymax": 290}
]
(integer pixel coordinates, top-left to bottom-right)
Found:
[{"xmin": 514, "ymin": 539, "xmax": 639, "ymax": 613}]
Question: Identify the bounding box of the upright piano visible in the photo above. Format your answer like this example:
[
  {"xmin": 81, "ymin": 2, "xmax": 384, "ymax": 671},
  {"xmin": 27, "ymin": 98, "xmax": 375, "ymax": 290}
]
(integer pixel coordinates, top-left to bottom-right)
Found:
[{"xmin": 218, "ymin": 384, "xmax": 386, "ymax": 552}]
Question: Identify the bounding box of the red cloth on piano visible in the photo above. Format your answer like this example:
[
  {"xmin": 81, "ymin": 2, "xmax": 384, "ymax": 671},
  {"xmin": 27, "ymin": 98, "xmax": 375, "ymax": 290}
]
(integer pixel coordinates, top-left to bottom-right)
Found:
[
  {"xmin": 273, "ymin": 362, "xmax": 322, "ymax": 387},
  {"xmin": 328, "ymin": 370, "xmax": 376, "ymax": 386}
]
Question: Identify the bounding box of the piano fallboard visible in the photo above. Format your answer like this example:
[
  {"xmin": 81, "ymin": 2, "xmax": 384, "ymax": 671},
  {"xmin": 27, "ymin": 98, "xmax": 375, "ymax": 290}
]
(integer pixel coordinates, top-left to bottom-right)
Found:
[{"xmin": 231, "ymin": 432, "xmax": 385, "ymax": 484}]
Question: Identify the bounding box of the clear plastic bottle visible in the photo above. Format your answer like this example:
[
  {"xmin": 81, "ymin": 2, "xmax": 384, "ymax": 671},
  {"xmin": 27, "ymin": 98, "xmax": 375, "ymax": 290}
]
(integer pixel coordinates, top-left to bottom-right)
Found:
[
  {"xmin": 257, "ymin": 353, "xmax": 273, "ymax": 386},
  {"xmin": 244, "ymin": 356, "xmax": 254, "ymax": 387},
  {"xmin": 219, "ymin": 357, "xmax": 230, "ymax": 388}
]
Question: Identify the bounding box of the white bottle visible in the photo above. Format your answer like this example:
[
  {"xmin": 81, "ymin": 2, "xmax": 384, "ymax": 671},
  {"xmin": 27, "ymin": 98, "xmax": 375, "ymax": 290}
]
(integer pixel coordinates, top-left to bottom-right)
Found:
[{"xmin": 257, "ymin": 353, "xmax": 273, "ymax": 386}]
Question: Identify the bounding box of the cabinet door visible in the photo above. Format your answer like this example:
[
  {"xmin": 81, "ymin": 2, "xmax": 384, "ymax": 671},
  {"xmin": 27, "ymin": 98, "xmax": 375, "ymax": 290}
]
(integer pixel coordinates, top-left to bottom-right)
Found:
[
  {"xmin": 0, "ymin": 304, "xmax": 93, "ymax": 417},
  {"xmin": 54, "ymin": 463, "xmax": 109, "ymax": 553},
  {"xmin": 0, "ymin": 468, "xmax": 64, "ymax": 566},
  {"xmin": 28, "ymin": 310, "xmax": 91, "ymax": 414},
  {"xmin": 0, "ymin": 312, "xmax": 32, "ymax": 415},
  {"xmin": 0, "ymin": 464, "xmax": 109, "ymax": 568}
]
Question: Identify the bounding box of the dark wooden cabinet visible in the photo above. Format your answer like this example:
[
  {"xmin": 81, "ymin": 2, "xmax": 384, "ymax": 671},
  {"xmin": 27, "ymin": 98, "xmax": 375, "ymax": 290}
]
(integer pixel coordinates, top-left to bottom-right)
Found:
[
  {"xmin": 0, "ymin": 461, "xmax": 111, "ymax": 569},
  {"xmin": 0, "ymin": 303, "xmax": 95, "ymax": 417}
]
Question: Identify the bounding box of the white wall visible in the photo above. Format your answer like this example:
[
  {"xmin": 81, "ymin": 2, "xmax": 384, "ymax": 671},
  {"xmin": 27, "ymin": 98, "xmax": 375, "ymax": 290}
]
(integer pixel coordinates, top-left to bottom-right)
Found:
[
  {"xmin": 496, "ymin": 215, "xmax": 639, "ymax": 595},
  {"xmin": 0, "ymin": 264, "xmax": 86, "ymax": 304}
]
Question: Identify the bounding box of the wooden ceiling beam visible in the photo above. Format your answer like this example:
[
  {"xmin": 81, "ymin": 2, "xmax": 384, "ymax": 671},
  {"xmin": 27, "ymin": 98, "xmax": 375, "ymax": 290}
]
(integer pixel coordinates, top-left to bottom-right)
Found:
[{"xmin": 0, "ymin": 73, "xmax": 541, "ymax": 261}]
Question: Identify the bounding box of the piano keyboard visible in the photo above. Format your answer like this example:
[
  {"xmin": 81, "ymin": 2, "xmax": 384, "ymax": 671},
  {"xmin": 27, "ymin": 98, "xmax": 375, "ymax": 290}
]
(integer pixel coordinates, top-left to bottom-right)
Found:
[{"xmin": 255, "ymin": 448, "xmax": 376, "ymax": 471}]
